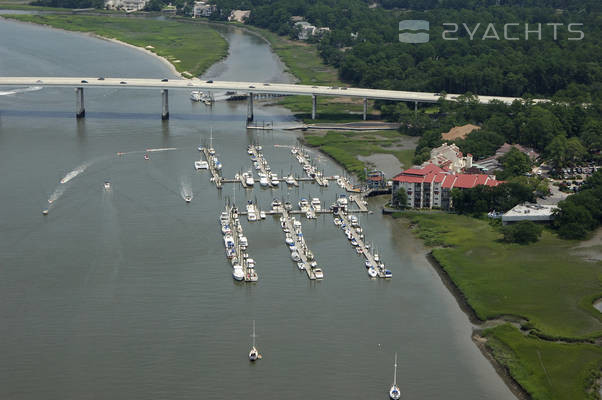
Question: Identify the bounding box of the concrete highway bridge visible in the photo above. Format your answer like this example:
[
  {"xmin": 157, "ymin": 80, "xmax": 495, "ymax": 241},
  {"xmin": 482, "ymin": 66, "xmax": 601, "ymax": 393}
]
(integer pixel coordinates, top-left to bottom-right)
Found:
[{"xmin": 0, "ymin": 77, "xmax": 541, "ymax": 121}]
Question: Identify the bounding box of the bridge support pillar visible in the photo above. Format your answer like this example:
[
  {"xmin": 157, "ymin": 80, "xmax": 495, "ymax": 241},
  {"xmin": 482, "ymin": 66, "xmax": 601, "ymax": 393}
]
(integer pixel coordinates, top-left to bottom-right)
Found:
[
  {"xmin": 362, "ymin": 97, "xmax": 367, "ymax": 121},
  {"xmin": 75, "ymin": 87, "xmax": 85, "ymax": 118},
  {"xmin": 161, "ymin": 89, "xmax": 169, "ymax": 120},
  {"xmin": 414, "ymin": 101, "xmax": 418, "ymax": 114},
  {"xmin": 311, "ymin": 95, "xmax": 317, "ymax": 120},
  {"xmin": 247, "ymin": 92, "xmax": 254, "ymax": 122}
]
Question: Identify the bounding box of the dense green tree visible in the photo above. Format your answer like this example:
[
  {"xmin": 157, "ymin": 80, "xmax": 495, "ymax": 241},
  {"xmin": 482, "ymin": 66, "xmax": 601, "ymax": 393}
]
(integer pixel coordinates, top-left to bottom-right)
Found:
[
  {"xmin": 497, "ymin": 148, "xmax": 532, "ymax": 180},
  {"xmin": 501, "ymin": 221, "xmax": 543, "ymax": 244}
]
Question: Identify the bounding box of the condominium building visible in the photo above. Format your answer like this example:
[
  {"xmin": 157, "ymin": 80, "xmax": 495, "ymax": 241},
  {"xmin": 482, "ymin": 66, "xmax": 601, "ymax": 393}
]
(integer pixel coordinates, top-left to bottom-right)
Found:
[{"xmin": 391, "ymin": 164, "xmax": 502, "ymax": 210}]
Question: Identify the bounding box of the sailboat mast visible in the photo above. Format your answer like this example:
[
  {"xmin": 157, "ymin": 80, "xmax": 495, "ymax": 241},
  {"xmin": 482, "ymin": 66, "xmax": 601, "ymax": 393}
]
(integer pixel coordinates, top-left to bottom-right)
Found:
[
  {"xmin": 252, "ymin": 320, "xmax": 256, "ymax": 347},
  {"xmin": 393, "ymin": 353, "xmax": 398, "ymax": 386}
]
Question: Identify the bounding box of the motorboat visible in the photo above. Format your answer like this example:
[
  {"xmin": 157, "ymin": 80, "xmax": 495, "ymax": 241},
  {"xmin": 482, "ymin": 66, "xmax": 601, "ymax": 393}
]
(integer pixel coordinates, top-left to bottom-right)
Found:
[
  {"xmin": 195, "ymin": 160, "xmax": 209, "ymax": 170},
  {"xmin": 233, "ymin": 266, "xmax": 245, "ymax": 281},
  {"xmin": 190, "ymin": 91, "xmax": 202, "ymax": 101},
  {"xmin": 259, "ymin": 175, "xmax": 270, "ymax": 187},
  {"xmin": 337, "ymin": 195, "xmax": 348, "ymax": 207},
  {"xmin": 271, "ymin": 199, "xmax": 282, "ymax": 210},
  {"xmin": 215, "ymin": 160, "xmax": 222, "ymax": 170},
  {"xmin": 285, "ymin": 174, "xmax": 296, "ymax": 185},
  {"xmin": 365, "ymin": 261, "xmax": 372, "ymax": 268},
  {"xmin": 297, "ymin": 262, "xmax": 305, "ymax": 270},
  {"xmin": 185, "ymin": 195, "xmax": 192, "ymax": 203},
  {"xmin": 298, "ymin": 198, "xmax": 309, "ymax": 210},
  {"xmin": 285, "ymin": 237, "xmax": 294, "ymax": 246},
  {"xmin": 223, "ymin": 234, "xmax": 235, "ymax": 248},
  {"xmin": 284, "ymin": 201, "xmax": 292, "ymax": 211},
  {"xmin": 313, "ymin": 268, "xmax": 324, "ymax": 279},
  {"xmin": 239, "ymin": 236, "xmax": 248, "ymax": 248},
  {"xmin": 384, "ymin": 269, "xmax": 393, "ymax": 278},
  {"xmin": 221, "ymin": 224, "xmax": 231, "ymax": 235},
  {"xmin": 249, "ymin": 320, "xmax": 260, "ymax": 361},
  {"xmin": 247, "ymin": 258, "xmax": 255, "ymax": 269},
  {"xmin": 245, "ymin": 172, "xmax": 254, "ymax": 186},
  {"xmin": 260, "ymin": 211, "xmax": 266, "ymax": 219},
  {"xmin": 42, "ymin": 209, "xmax": 49, "ymax": 215},
  {"xmin": 356, "ymin": 247, "xmax": 363, "ymax": 254},
  {"xmin": 270, "ymin": 174, "xmax": 279, "ymax": 186},
  {"xmin": 368, "ymin": 267, "xmax": 378, "ymax": 278},
  {"xmin": 389, "ymin": 353, "xmax": 401, "ymax": 399},
  {"xmin": 144, "ymin": 154, "xmax": 150, "ymax": 160},
  {"xmin": 333, "ymin": 218, "xmax": 342, "ymax": 226},
  {"xmin": 374, "ymin": 253, "xmax": 381, "ymax": 263},
  {"xmin": 104, "ymin": 181, "xmax": 111, "ymax": 190},
  {"xmin": 291, "ymin": 252, "xmax": 300, "ymax": 262},
  {"xmin": 311, "ymin": 198, "xmax": 321, "ymax": 211}
]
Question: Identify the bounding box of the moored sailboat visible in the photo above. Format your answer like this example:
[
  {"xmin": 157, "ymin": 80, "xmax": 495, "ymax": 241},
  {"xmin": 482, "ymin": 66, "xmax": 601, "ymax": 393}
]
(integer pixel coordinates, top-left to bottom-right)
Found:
[{"xmin": 389, "ymin": 353, "xmax": 401, "ymax": 399}]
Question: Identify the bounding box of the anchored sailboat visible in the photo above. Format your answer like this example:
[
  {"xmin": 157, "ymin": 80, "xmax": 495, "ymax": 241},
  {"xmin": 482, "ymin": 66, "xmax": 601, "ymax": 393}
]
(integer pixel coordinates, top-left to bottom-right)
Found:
[
  {"xmin": 389, "ymin": 353, "xmax": 401, "ymax": 399},
  {"xmin": 249, "ymin": 320, "xmax": 261, "ymax": 362}
]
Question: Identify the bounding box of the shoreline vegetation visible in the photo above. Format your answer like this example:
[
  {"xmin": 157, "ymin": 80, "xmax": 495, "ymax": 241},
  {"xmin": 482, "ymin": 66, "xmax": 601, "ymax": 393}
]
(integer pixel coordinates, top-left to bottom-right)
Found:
[
  {"xmin": 3, "ymin": 14, "xmax": 228, "ymax": 78},
  {"xmin": 396, "ymin": 211, "xmax": 602, "ymax": 399}
]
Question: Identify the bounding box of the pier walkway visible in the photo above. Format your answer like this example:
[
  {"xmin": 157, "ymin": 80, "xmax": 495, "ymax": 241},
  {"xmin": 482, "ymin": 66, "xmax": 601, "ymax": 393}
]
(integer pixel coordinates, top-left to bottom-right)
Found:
[
  {"xmin": 281, "ymin": 208, "xmax": 321, "ymax": 280},
  {"xmin": 203, "ymin": 147, "xmax": 223, "ymax": 189}
]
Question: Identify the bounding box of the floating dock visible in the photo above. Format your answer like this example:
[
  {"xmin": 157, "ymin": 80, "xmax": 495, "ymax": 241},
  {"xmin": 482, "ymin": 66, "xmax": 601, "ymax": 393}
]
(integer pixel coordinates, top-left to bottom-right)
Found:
[
  {"xmin": 221, "ymin": 205, "xmax": 258, "ymax": 282},
  {"xmin": 291, "ymin": 146, "xmax": 328, "ymax": 187},
  {"xmin": 280, "ymin": 208, "xmax": 322, "ymax": 280},
  {"xmin": 202, "ymin": 147, "xmax": 223, "ymax": 189},
  {"xmin": 335, "ymin": 209, "xmax": 389, "ymax": 279}
]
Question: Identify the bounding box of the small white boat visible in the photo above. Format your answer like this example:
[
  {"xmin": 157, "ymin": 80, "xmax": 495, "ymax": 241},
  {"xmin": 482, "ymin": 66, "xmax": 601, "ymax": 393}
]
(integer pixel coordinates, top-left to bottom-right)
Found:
[
  {"xmin": 285, "ymin": 174, "xmax": 296, "ymax": 185},
  {"xmin": 190, "ymin": 91, "xmax": 202, "ymax": 101},
  {"xmin": 333, "ymin": 218, "xmax": 342, "ymax": 226},
  {"xmin": 185, "ymin": 195, "xmax": 192, "ymax": 203},
  {"xmin": 240, "ymin": 236, "xmax": 248, "ymax": 248},
  {"xmin": 247, "ymin": 258, "xmax": 255, "ymax": 269},
  {"xmin": 144, "ymin": 154, "xmax": 150, "ymax": 160},
  {"xmin": 284, "ymin": 201, "xmax": 292, "ymax": 210},
  {"xmin": 313, "ymin": 268, "xmax": 324, "ymax": 279},
  {"xmin": 260, "ymin": 211, "xmax": 266, "ymax": 219},
  {"xmin": 291, "ymin": 252, "xmax": 300, "ymax": 262},
  {"xmin": 384, "ymin": 269, "xmax": 393, "ymax": 278},
  {"xmin": 270, "ymin": 174, "xmax": 279, "ymax": 186},
  {"xmin": 104, "ymin": 181, "xmax": 111, "ymax": 190},
  {"xmin": 389, "ymin": 353, "xmax": 401, "ymax": 399},
  {"xmin": 297, "ymin": 262, "xmax": 305, "ymax": 270},
  {"xmin": 285, "ymin": 237, "xmax": 294, "ymax": 246},
  {"xmin": 215, "ymin": 160, "xmax": 222, "ymax": 170},
  {"xmin": 311, "ymin": 198, "xmax": 321, "ymax": 211},
  {"xmin": 245, "ymin": 175, "xmax": 254, "ymax": 186},
  {"xmin": 233, "ymin": 266, "xmax": 245, "ymax": 281},
  {"xmin": 259, "ymin": 175, "xmax": 270, "ymax": 187},
  {"xmin": 368, "ymin": 267, "xmax": 378, "ymax": 278},
  {"xmin": 42, "ymin": 209, "xmax": 49, "ymax": 215},
  {"xmin": 195, "ymin": 160, "xmax": 209, "ymax": 170}
]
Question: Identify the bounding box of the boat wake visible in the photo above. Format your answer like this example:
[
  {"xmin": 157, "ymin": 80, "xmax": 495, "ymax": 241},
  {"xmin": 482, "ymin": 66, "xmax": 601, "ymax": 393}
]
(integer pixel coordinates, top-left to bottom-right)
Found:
[
  {"xmin": 146, "ymin": 147, "xmax": 178, "ymax": 153},
  {"xmin": 180, "ymin": 176, "xmax": 193, "ymax": 201},
  {"xmin": 0, "ymin": 86, "xmax": 43, "ymax": 96},
  {"xmin": 59, "ymin": 161, "xmax": 92, "ymax": 184}
]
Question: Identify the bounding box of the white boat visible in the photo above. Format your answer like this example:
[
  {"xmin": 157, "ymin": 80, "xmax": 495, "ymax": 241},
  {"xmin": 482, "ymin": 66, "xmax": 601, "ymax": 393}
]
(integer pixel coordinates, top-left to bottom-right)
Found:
[
  {"xmin": 284, "ymin": 201, "xmax": 292, "ymax": 210},
  {"xmin": 384, "ymin": 269, "xmax": 393, "ymax": 278},
  {"xmin": 389, "ymin": 353, "xmax": 401, "ymax": 399},
  {"xmin": 297, "ymin": 262, "xmax": 305, "ymax": 270},
  {"xmin": 311, "ymin": 198, "xmax": 321, "ymax": 211},
  {"xmin": 233, "ymin": 266, "xmax": 245, "ymax": 281},
  {"xmin": 333, "ymin": 218, "xmax": 342, "ymax": 226},
  {"xmin": 259, "ymin": 175, "xmax": 270, "ymax": 187},
  {"xmin": 260, "ymin": 211, "xmax": 266, "ymax": 219},
  {"xmin": 195, "ymin": 160, "xmax": 209, "ymax": 170},
  {"xmin": 337, "ymin": 195, "xmax": 348, "ymax": 207},
  {"xmin": 368, "ymin": 267, "xmax": 378, "ymax": 278},
  {"xmin": 270, "ymin": 174, "xmax": 279, "ymax": 186},
  {"xmin": 239, "ymin": 236, "xmax": 248, "ymax": 248},
  {"xmin": 285, "ymin": 237, "xmax": 294, "ymax": 246},
  {"xmin": 223, "ymin": 234, "xmax": 235, "ymax": 248},
  {"xmin": 313, "ymin": 268, "xmax": 324, "ymax": 279},
  {"xmin": 248, "ymin": 212, "xmax": 257, "ymax": 222},
  {"xmin": 190, "ymin": 91, "xmax": 202, "ymax": 101},
  {"xmin": 245, "ymin": 174, "xmax": 254, "ymax": 186},
  {"xmin": 298, "ymin": 198, "xmax": 309, "ymax": 210},
  {"xmin": 247, "ymin": 258, "xmax": 255, "ymax": 269},
  {"xmin": 285, "ymin": 174, "xmax": 296, "ymax": 185},
  {"xmin": 215, "ymin": 160, "xmax": 222, "ymax": 170},
  {"xmin": 249, "ymin": 320, "xmax": 260, "ymax": 361},
  {"xmin": 185, "ymin": 195, "xmax": 192, "ymax": 203},
  {"xmin": 291, "ymin": 251, "xmax": 300, "ymax": 262},
  {"xmin": 104, "ymin": 181, "xmax": 111, "ymax": 190}
]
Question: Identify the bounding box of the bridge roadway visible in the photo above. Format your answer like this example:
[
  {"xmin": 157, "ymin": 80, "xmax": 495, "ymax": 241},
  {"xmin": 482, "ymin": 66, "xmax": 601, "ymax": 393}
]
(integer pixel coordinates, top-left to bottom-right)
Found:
[{"xmin": 0, "ymin": 76, "xmax": 540, "ymax": 104}]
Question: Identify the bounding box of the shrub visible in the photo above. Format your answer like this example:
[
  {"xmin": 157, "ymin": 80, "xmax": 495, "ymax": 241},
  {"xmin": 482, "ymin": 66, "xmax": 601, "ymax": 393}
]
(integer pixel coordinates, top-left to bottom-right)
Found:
[{"xmin": 501, "ymin": 221, "xmax": 543, "ymax": 244}]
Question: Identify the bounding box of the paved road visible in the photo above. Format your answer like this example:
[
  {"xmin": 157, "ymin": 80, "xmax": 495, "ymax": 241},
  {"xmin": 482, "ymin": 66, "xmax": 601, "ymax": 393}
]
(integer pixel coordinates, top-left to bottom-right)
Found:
[{"xmin": 0, "ymin": 77, "xmax": 546, "ymax": 104}]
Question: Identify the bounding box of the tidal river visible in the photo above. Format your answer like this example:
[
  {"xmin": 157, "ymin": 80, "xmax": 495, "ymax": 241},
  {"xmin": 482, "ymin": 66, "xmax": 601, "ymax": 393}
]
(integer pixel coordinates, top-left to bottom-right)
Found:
[{"xmin": 0, "ymin": 18, "xmax": 515, "ymax": 399}]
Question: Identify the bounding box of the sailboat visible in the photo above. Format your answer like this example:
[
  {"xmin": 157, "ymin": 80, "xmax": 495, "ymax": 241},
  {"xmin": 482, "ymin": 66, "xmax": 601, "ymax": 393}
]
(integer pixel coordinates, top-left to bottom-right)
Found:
[
  {"xmin": 389, "ymin": 353, "xmax": 401, "ymax": 399},
  {"xmin": 208, "ymin": 128, "xmax": 215, "ymax": 156},
  {"xmin": 249, "ymin": 320, "xmax": 261, "ymax": 362}
]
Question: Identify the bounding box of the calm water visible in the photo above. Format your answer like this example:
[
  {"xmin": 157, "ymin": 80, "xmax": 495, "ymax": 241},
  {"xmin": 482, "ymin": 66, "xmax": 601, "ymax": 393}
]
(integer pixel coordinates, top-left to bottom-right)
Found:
[{"xmin": 0, "ymin": 18, "xmax": 515, "ymax": 399}]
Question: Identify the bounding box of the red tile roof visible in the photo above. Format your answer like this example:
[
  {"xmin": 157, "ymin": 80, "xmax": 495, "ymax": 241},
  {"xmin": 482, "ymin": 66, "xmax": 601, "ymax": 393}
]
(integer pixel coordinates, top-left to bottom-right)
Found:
[
  {"xmin": 393, "ymin": 166, "xmax": 500, "ymax": 189},
  {"xmin": 402, "ymin": 163, "xmax": 444, "ymax": 176}
]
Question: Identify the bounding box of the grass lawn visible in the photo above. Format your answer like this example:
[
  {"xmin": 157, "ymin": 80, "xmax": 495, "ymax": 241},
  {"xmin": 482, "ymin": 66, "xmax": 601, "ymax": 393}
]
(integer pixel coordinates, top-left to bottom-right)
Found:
[
  {"xmin": 5, "ymin": 14, "xmax": 228, "ymax": 77},
  {"xmin": 397, "ymin": 212, "xmax": 602, "ymax": 339},
  {"xmin": 278, "ymin": 95, "xmax": 379, "ymax": 124},
  {"xmin": 483, "ymin": 324, "xmax": 602, "ymax": 400},
  {"xmin": 305, "ymin": 130, "xmax": 414, "ymax": 176}
]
